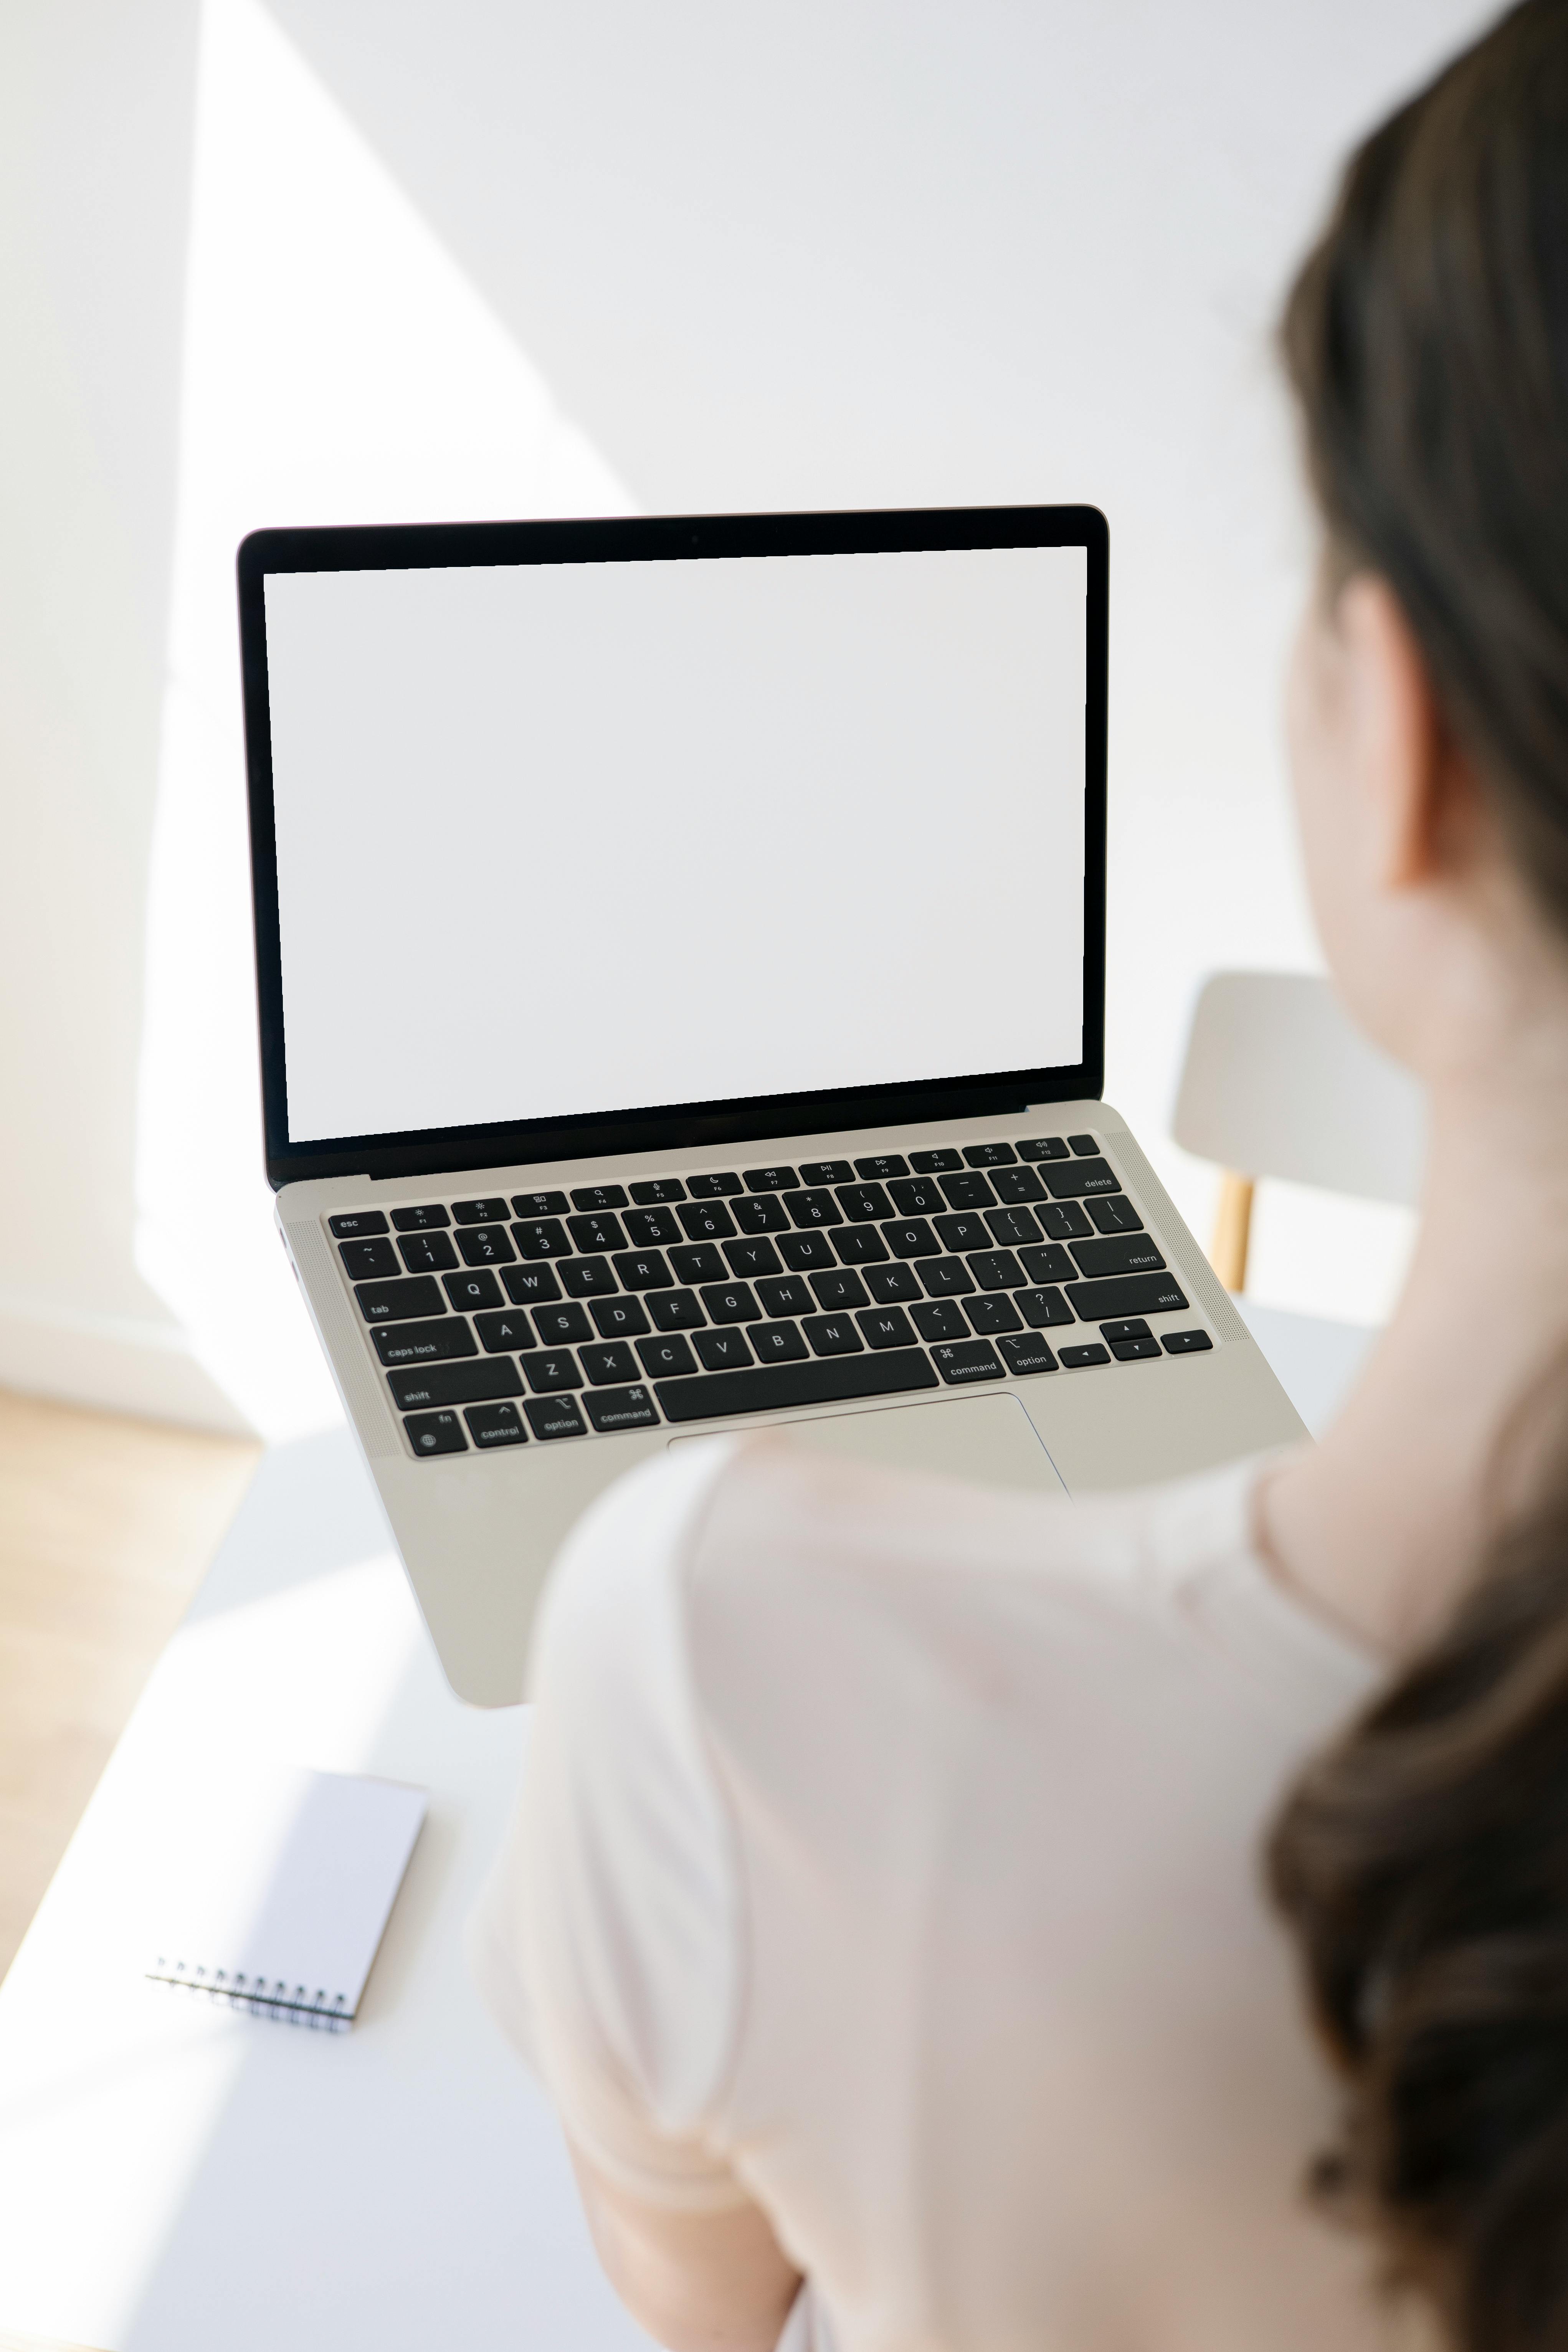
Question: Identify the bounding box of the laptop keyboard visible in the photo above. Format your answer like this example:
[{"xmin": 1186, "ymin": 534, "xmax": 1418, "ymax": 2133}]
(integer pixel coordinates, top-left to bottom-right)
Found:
[{"xmin": 325, "ymin": 1133, "xmax": 1214, "ymax": 1459}]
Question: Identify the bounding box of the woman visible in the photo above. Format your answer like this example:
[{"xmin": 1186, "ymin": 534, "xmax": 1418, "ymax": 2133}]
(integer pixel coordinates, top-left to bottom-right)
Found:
[{"xmin": 469, "ymin": 5, "xmax": 1568, "ymax": 2346}]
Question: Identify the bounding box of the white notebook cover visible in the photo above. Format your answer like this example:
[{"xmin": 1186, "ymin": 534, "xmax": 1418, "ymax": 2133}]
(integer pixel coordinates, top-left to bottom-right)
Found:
[{"xmin": 146, "ymin": 1767, "xmax": 427, "ymax": 2030}]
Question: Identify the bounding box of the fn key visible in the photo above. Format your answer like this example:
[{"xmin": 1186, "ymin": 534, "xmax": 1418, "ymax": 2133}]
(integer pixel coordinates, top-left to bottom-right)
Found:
[{"xmin": 405, "ymin": 1409, "xmax": 466, "ymax": 1456}]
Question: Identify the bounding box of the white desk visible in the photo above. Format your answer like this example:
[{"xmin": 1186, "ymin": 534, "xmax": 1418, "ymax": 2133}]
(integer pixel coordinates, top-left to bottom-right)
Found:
[{"xmin": 0, "ymin": 1308, "xmax": 1366, "ymax": 2348}]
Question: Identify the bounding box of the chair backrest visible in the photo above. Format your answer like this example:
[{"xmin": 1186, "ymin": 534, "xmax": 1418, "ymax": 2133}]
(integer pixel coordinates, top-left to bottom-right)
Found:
[{"xmin": 1171, "ymin": 970, "xmax": 1426, "ymax": 1206}]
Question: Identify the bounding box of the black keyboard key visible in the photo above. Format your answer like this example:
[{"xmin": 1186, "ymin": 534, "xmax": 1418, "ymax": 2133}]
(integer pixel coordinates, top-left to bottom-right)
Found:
[
  {"xmin": 1100, "ymin": 1318, "xmax": 1150, "ymax": 1342},
  {"xmin": 453, "ymin": 1197, "xmax": 509, "ymax": 1224},
  {"xmin": 614, "ymin": 1248, "xmax": 674, "ymax": 1291},
  {"xmin": 647, "ymin": 1289, "xmax": 705, "ymax": 1332},
  {"xmin": 330, "ymin": 1210, "xmax": 388, "ymax": 1240},
  {"xmin": 990, "ymin": 1166, "xmax": 1044, "ymax": 1205},
  {"xmin": 932, "ymin": 1339, "xmax": 1004, "ymax": 1384},
  {"xmin": 560, "ymin": 1256, "xmax": 617, "ymax": 1298},
  {"xmin": 458, "ymin": 1225, "xmax": 516, "ymax": 1267},
  {"xmin": 749, "ymin": 1319, "xmax": 808, "ymax": 1363},
  {"xmin": 803, "ymin": 1314, "xmax": 862, "ymax": 1358},
  {"xmin": 909, "ymin": 1148, "xmax": 962, "ymax": 1174},
  {"xmin": 918, "ymin": 1256, "xmax": 974, "ymax": 1297},
  {"xmin": 1060, "ymin": 1342, "xmax": 1110, "ymax": 1369},
  {"xmin": 624, "ymin": 1207, "xmax": 682, "ymax": 1248},
  {"xmin": 939, "ymin": 1170, "xmax": 996, "ymax": 1211},
  {"xmin": 834, "ymin": 1183, "xmax": 892, "ymax": 1223},
  {"xmin": 387, "ymin": 1358, "xmax": 523, "ymax": 1411},
  {"xmin": 998, "ymin": 1332, "xmax": 1058, "ymax": 1376},
  {"xmin": 1043, "ymin": 1159, "xmax": 1120, "ymax": 1199},
  {"xmin": 340, "ymin": 1236, "xmax": 399, "ymax": 1280},
  {"xmin": 1163, "ymin": 1329, "xmax": 1213, "ymax": 1355},
  {"xmin": 502, "ymin": 1263, "xmax": 562, "ymax": 1307},
  {"xmin": 798, "ymin": 1160, "xmax": 854, "ymax": 1185},
  {"xmin": 912, "ymin": 1299, "xmax": 968, "ymax": 1342},
  {"xmin": 883, "ymin": 1219, "xmax": 939, "ymax": 1259},
  {"xmin": 732, "ymin": 1195, "xmax": 791, "ymax": 1235},
  {"xmin": 1018, "ymin": 1244, "xmax": 1077, "ymax": 1286},
  {"xmin": 855, "ymin": 1154, "xmax": 908, "ymax": 1180},
  {"xmin": 568, "ymin": 1211, "xmax": 627, "ymax": 1254},
  {"xmin": 1015, "ymin": 1286, "xmax": 1074, "ymax": 1328},
  {"xmin": 985, "ymin": 1205, "xmax": 1043, "ymax": 1250},
  {"xmin": 857, "ymin": 1305, "xmax": 916, "ymax": 1350},
  {"xmin": 967, "ymin": 1294, "xmax": 1022, "ymax": 1335},
  {"xmin": 687, "ymin": 1171, "xmax": 743, "ymax": 1198},
  {"xmin": 524, "ymin": 1394, "xmax": 587, "ymax": 1440},
  {"xmin": 744, "ymin": 1165, "xmax": 798, "ymax": 1191},
  {"xmin": 725, "ymin": 1237, "xmax": 782, "ymax": 1279},
  {"xmin": 968, "ymin": 1250, "xmax": 1024, "ymax": 1292},
  {"xmin": 811, "ymin": 1268, "xmax": 868, "ymax": 1311},
  {"xmin": 1087, "ymin": 1195, "xmax": 1145, "ymax": 1235},
  {"xmin": 1037, "ymin": 1200, "xmax": 1093, "ymax": 1241},
  {"xmin": 1110, "ymin": 1336, "xmax": 1162, "ymax": 1362},
  {"xmin": 592, "ymin": 1295, "xmax": 650, "ymax": 1340},
  {"xmin": 638, "ymin": 1333, "xmax": 698, "ymax": 1378},
  {"xmin": 583, "ymin": 1385, "xmax": 660, "ymax": 1432},
  {"xmin": 1016, "ymin": 1136, "xmax": 1069, "ymax": 1162},
  {"xmin": 1068, "ymin": 1134, "xmax": 1099, "ymax": 1155},
  {"xmin": 833, "ymin": 1225, "xmax": 890, "ymax": 1266},
  {"xmin": 630, "ymin": 1177, "xmax": 686, "ymax": 1205},
  {"xmin": 512, "ymin": 1190, "xmax": 569, "ymax": 1218},
  {"xmin": 373, "ymin": 1318, "xmax": 476, "ymax": 1366},
  {"xmin": 889, "ymin": 1176, "xmax": 944, "ymax": 1216},
  {"xmin": 572, "ymin": 1184, "xmax": 628, "ymax": 1212},
  {"xmin": 391, "ymin": 1202, "xmax": 451, "ymax": 1231},
  {"xmin": 581, "ymin": 1340, "xmax": 641, "ymax": 1386},
  {"xmin": 656, "ymin": 1347, "xmax": 937, "ymax": 1424},
  {"xmin": 671, "ymin": 1242, "xmax": 727, "ymax": 1285},
  {"xmin": 702, "ymin": 1281, "xmax": 760, "ymax": 1326},
  {"xmin": 524, "ymin": 1349, "xmax": 582, "ymax": 1393},
  {"xmin": 355, "ymin": 1274, "xmax": 446, "ymax": 1325},
  {"xmin": 1066, "ymin": 1273, "xmax": 1190, "ymax": 1321},
  {"xmin": 534, "ymin": 1301, "xmax": 593, "ymax": 1345},
  {"xmin": 1073, "ymin": 1233, "xmax": 1166, "ymax": 1277},
  {"xmin": 474, "ymin": 1307, "xmax": 536, "ymax": 1353},
  {"xmin": 757, "ymin": 1275, "xmax": 813, "ymax": 1318},
  {"xmin": 679, "ymin": 1200, "xmax": 737, "ymax": 1242},
  {"xmin": 963, "ymin": 1141, "xmax": 1016, "ymax": 1167},
  {"xmin": 405, "ymin": 1410, "xmax": 466, "ymax": 1456},
  {"xmin": 465, "ymin": 1400, "xmax": 527, "ymax": 1448},
  {"xmin": 694, "ymin": 1328, "xmax": 754, "ymax": 1372},
  {"xmin": 398, "ymin": 1230, "xmax": 458, "ymax": 1274},
  {"xmin": 933, "ymin": 1212, "xmax": 990, "ymax": 1255},
  {"xmin": 779, "ymin": 1231, "xmax": 838, "ymax": 1272},
  {"xmin": 787, "ymin": 1188, "xmax": 842, "ymax": 1229},
  {"xmin": 444, "ymin": 1269, "xmax": 503, "ymax": 1312},
  {"xmin": 512, "ymin": 1218, "xmax": 571, "ymax": 1259},
  {"xmin": 865, "ymin": 1263, "xmax": 920, "ymax": 1304}
]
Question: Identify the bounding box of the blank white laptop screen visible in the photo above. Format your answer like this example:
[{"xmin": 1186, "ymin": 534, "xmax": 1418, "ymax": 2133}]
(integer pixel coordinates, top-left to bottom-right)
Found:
[{"xmin": 264, "ymin": 543, "xmax": 1088, "ymax": 1144}]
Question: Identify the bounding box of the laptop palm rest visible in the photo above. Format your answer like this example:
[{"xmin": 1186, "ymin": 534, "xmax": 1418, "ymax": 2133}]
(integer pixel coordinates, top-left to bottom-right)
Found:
[{"xmin": 671, "ymin": 1392, "xmax": 1067, "ymax": 1496}]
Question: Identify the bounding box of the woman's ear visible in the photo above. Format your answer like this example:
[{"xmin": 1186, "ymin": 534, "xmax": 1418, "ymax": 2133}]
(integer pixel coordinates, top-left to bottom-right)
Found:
[{"xmin": 1337, "ymin": 575, "xmax": 1446, "ymax": 892}]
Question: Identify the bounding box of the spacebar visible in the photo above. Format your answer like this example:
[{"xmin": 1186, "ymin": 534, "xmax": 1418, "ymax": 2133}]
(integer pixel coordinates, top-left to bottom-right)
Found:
[{"xmin": 655, "ymin": 1348, "xmax": 938, "ymax": 1423}]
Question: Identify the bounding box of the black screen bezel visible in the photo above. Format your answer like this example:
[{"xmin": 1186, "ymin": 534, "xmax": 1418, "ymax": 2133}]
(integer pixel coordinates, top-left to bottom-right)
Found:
[{"xmin": 239, "ymin": 504, "xmax": 1108, "ymax": 1190}]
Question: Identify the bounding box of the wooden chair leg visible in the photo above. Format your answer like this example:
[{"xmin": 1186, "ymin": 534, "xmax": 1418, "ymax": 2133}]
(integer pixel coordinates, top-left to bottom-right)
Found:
[{"xmin": 1209, "ymin": 1170, "xmax": 1254, "ymax": 1293}]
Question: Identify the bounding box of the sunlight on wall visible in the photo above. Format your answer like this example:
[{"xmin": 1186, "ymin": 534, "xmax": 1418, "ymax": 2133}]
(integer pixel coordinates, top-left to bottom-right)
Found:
[{"xmin": 136, "ymin": 0, "xmax": 634, "ymax": 1440}]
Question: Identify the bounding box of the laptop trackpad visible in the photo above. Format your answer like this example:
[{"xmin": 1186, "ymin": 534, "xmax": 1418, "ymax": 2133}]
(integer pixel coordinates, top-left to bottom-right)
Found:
[{"xmin": 670, "ymin": 1391, "xmax": 1067, "ymax": 1496}]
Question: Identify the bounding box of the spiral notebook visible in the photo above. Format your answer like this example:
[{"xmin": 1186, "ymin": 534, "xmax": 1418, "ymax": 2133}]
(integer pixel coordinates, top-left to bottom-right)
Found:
[{"xmin": 146, "ymin": 1767, "xmax": 428, "ymax": 2032}]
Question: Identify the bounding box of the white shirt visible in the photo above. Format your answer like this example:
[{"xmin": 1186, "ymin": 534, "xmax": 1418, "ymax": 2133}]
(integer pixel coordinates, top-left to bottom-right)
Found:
[{"xmin": 469, "ymin": 1433, "xmax": 1396, "ymax": 2352}]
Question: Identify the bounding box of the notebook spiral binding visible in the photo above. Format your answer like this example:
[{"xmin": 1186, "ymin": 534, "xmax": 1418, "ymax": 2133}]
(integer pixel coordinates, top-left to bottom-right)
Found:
[{"xmin": 147, "ymin": 1957, "xmax": 353, "ymax": 2033}]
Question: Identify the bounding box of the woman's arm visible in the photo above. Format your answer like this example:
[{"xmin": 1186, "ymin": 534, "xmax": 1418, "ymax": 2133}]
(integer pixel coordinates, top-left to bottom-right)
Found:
[{"xmin": 568, "ymin": 2138, "xmax": 802, "ymax": 2352}]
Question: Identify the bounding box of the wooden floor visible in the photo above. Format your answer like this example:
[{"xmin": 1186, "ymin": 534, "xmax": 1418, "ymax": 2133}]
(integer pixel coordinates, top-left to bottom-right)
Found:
[{"xmin": 0, "ymin": 1387, "xmax": 261, "ymax": 1982}]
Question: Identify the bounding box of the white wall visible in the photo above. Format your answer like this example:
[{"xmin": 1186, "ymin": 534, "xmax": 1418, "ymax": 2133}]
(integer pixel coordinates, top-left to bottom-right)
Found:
[{"xmin": 0, "ymin": 0, "xmax": 1500, "ymax": 1431}]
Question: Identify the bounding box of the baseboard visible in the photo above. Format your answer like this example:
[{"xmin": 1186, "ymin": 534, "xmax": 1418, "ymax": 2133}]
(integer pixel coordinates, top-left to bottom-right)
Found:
[{"xmin": 0, "ymin": 1295, "xmax": 258, "ymax": 1436}]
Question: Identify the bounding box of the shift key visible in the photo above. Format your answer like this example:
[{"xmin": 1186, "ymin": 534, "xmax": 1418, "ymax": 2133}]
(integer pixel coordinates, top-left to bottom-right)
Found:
[
  {"xmin": 1064, "ymin": 1272, "xmax": 1189, "ymax": 1322},
  {"xmin": 372, "ymin": 1316, "xmax": 478, "ymax": 1365}
]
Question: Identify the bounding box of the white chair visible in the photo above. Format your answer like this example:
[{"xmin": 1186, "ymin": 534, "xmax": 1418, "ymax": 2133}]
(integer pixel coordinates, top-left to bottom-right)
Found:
[{"xmin": 1171, "ymin": 971, "xmax": 1426, "ymax": 1432}]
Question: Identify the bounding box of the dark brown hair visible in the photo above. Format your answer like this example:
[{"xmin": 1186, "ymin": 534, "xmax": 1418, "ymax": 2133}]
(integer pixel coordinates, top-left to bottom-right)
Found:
[{"xmin": 1281, "ymin": 0, "xmax": 1568, "ymax": 931}]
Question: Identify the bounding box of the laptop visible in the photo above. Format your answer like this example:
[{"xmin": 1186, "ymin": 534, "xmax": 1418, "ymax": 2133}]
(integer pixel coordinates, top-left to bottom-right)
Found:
[{"xmin": 238, "ymin": 504, "xmax": 1302, "ymax": 1705}]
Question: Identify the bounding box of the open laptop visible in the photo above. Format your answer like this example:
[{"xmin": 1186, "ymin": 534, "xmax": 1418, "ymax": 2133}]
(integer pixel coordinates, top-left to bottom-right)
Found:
[{"xmin": 238, "ymin": 504, "xmax": 1302, "ymax": 1706}]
